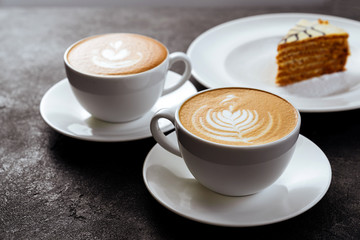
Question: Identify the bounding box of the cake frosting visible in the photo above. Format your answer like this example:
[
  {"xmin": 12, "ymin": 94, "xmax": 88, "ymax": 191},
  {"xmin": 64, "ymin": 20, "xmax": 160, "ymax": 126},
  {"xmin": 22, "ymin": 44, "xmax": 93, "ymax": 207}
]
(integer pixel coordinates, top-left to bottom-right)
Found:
[{"xmin": 279, "ymin": 19, "xmax": 348, "ymax": 44}]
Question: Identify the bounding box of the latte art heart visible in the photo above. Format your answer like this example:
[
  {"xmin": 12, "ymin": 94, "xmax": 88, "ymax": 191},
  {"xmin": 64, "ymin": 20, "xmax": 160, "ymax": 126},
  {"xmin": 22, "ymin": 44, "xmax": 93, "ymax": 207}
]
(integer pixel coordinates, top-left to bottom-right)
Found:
[
  {"xmin": 179, "ymin": 88, "xmax": 298, "ymax": 146},
  {"xmin": 91, "ymin": 40, "xmax": 144, "ymax": 69}
]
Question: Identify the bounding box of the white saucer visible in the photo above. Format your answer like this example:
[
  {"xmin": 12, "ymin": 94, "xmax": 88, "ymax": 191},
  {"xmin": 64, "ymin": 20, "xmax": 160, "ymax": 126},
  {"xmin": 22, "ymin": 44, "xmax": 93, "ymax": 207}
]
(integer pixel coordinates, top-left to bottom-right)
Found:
[
  {"xmin": 40, "ymin": 71, "xmax": 197, "ymax": 142},
  {"xmin": 143, "ymin": 132, "xmax": 332, "ymax": 227},
  {"xmin": 187, "ymin": 13, "xmax": 360, "ymax": 112}
]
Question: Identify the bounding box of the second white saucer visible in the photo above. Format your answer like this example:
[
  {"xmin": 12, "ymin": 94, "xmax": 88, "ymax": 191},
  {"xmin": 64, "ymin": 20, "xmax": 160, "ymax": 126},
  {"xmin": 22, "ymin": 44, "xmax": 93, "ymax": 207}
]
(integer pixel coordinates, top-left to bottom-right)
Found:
[
  {"xmin": 143, "ymin": 132, "xmax": 332, "ymax": 227},
  {"xmin": 40, "ymin": 71, "xmax": 197, "ymax": 142}
]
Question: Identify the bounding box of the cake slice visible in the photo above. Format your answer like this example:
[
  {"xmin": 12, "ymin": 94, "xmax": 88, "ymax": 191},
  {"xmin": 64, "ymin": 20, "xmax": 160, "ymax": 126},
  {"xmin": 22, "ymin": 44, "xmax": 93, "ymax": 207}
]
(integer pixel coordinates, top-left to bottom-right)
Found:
[{"xmin": 276, "ymin": 19, "xmax": 350, "ymax": 86}]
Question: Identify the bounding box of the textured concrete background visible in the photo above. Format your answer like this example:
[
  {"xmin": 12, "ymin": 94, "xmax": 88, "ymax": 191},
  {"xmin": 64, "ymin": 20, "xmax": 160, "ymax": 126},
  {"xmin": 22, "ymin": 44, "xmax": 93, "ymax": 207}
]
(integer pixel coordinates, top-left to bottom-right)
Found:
[{"xmin": 0, "ymin": 4, "xmax": 360, "ymax": 239}]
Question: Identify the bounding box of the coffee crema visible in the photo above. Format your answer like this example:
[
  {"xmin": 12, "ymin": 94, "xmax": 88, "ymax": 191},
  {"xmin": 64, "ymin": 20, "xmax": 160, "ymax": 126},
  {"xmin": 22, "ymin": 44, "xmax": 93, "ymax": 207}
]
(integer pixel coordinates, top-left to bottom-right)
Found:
[
  {"xmin": 67, "ymin": 33, "xmax": 168, "ymax": 75},
  {"xmin": 179, "ymin": 88, "xmax": 298, "ymax": 146}
]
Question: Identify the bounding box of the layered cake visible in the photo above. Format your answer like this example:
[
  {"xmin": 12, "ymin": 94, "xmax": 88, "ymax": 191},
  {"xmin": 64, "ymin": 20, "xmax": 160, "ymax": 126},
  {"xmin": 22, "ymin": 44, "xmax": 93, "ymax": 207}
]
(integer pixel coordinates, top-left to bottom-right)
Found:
[{"xmin": 276, "ymin": 19, "xmax": 350, "ymax": 86}]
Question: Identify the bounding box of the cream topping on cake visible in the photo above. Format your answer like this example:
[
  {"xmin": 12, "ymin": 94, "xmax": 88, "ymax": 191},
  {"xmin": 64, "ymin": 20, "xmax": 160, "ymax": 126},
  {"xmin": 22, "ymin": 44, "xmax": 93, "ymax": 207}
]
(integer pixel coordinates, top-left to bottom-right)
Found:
[{"xmin": 279, "ymin": 19, "xmax": 348, "ymax": 44}]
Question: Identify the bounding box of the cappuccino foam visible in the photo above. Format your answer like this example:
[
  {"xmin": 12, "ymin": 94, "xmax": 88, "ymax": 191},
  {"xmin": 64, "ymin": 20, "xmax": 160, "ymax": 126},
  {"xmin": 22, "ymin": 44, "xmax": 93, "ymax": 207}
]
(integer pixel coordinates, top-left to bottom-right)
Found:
[
  {"xmin": 67, "ymin": 33, "xmax": 167, "ymax": 75},
  {"xmin": 179, "ymin": 88, "xmax": 298, "ymax": 146}
]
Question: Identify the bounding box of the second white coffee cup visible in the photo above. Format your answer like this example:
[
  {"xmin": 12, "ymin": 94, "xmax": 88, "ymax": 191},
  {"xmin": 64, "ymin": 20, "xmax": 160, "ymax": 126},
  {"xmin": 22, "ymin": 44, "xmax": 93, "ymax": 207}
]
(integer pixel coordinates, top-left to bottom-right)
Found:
[
  {"xmin": 64, "ymin": 33, "xmax": 192, "ymax": 123},
  {"xmin": 151, "ymin": 87, "xmax": 301, "ymax": 196}
]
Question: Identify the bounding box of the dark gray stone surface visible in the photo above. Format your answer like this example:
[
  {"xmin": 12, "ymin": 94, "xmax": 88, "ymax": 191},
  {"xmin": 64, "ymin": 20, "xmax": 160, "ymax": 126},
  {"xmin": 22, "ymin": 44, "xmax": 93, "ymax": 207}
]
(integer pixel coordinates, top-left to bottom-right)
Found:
[{"xmin": 1, "ymin": 3, "xmax": 360, "ymax": 239}]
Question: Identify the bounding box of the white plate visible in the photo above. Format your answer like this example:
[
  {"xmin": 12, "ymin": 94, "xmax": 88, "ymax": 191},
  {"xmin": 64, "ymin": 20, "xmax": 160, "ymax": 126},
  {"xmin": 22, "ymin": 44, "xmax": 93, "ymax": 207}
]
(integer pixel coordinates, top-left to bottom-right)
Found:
[
  {"xmin": 143, "ymin": 132, "xmax": 332, "ymax": 227},
  {"xmin": 187, "ymin": 13, "xmax": 360, "ymax": 112},
  {"xmin": 40, "ymin": 71, "xmax": 197, "ymax": 142}
]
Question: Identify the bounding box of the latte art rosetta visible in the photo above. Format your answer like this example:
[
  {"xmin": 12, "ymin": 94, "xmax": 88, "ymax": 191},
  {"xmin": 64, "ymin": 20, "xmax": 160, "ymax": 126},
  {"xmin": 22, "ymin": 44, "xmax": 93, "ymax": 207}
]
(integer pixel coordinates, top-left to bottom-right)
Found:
[
  {"xmin": 192, "ymin": 98, "xmax": 278, "ymax": 144},
  {"xmin": 179, "ymin": 88, "xmax": 298, "ymax": 146}
]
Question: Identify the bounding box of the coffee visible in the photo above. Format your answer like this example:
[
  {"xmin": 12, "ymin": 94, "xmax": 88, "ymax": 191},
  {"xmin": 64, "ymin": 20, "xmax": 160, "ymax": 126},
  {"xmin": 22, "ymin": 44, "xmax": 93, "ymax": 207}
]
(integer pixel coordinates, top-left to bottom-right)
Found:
[
  {"xmin": 67, "ymin": 33, "xmax": 168, "ymax": 76},
  {"xmin": 179, "ymin": 88, "xmax": 298, "ymax": 146}
]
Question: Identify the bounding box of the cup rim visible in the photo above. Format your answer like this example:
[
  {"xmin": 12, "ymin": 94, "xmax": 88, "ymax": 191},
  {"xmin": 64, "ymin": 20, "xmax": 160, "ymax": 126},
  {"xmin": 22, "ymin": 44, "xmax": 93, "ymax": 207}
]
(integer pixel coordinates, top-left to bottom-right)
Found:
[
  {"xmin": 63, "ymin": 32, "xmax": 169, "ymax": 79},
  {"xmin": 175, "ymin": 87, "xmax": 301, "ymax": 150}
]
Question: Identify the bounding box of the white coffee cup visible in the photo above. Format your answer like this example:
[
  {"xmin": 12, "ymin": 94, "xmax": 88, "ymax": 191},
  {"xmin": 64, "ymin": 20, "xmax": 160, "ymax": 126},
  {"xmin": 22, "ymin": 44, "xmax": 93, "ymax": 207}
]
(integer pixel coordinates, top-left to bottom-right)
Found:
[
  {"xmin": 64, "ymin": 33, "xmax": 192, "ymax": 123},
  {"xmin": 151, "ymin": 87, "xmax": 301, "ymax": 196}
]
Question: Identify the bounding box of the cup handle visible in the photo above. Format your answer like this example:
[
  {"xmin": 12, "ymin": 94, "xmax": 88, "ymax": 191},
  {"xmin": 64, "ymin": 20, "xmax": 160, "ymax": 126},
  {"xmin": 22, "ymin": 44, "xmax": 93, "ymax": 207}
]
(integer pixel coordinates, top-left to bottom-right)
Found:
[
  {"xmin": 150, "ymin": 108, "xmax": 182, "ymax": 157},
  {"xmin": 162, "ymin": 52, "xmax": 192, "ymax": 96}
]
